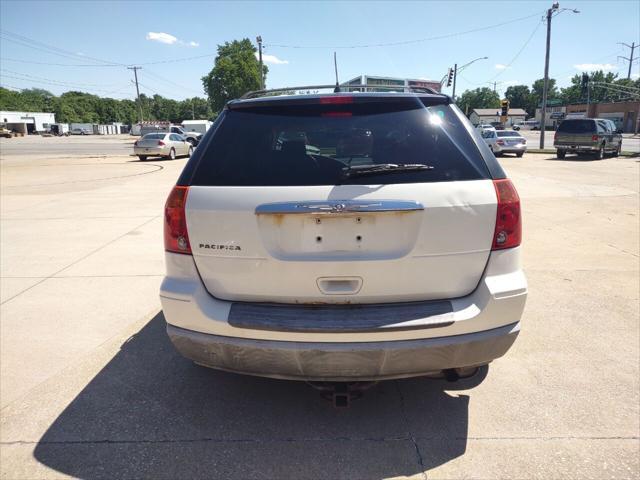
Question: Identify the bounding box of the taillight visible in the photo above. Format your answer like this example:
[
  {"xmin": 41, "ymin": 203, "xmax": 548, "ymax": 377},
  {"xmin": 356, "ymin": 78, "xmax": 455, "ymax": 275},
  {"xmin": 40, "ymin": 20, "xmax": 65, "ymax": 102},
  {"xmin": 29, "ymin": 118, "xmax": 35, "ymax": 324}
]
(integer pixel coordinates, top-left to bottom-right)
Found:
[
  {"xmin": 496, "ymin": 140, "xmax": 505, "ymax": 145},
  {"xmin": 319, "ymin": 96, "xmax": 353, "ymax": 104},
  {"xmin": 492, "ymin": 179, "xmax": 521, "ymax": 250},
  {"xmin": 591, "ymin": 135, "xmax": 599, "ymax": 141},
  {"xmin": 158, "ymin": 140, "xmax": 166, "ymax": 146},
  {"xmin": 164, "ymin": 185, "xmax": 191, "ymax": 254}
]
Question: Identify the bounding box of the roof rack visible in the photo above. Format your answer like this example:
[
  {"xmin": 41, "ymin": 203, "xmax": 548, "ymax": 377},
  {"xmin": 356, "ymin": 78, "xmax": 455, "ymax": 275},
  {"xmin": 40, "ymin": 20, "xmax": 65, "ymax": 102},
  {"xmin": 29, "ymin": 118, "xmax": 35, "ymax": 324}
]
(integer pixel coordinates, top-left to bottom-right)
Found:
[{"xmin": 240, "ymin": 83, "xmax": 441, "ymax": 100}]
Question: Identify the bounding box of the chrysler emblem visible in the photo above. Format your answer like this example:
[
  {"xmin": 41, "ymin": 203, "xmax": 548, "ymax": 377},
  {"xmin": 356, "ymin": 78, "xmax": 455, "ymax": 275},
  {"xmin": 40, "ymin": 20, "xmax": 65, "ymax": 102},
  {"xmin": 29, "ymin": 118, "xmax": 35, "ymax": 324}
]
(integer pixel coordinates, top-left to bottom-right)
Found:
[{"xmin": 331, "ymin": 203, "xmax": 346, "ymax": 213}]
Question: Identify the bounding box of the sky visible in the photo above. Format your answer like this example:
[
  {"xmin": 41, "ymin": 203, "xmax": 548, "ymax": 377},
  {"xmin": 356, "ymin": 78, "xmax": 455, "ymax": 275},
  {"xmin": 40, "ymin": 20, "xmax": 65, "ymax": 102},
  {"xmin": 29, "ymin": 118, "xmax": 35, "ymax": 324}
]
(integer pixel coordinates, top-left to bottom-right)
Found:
[{"xmin": 1, "ymin": 0, "xmax": 639, "ymax": 101}]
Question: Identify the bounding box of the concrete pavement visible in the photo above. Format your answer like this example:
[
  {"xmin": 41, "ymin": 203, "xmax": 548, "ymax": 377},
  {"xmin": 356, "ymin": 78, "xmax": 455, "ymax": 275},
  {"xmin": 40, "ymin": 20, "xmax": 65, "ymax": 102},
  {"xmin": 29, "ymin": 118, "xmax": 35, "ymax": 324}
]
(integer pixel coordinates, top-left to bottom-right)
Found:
[{"xmin": 0, "ymin": 137, "xmax": 638, "ymax": 479}]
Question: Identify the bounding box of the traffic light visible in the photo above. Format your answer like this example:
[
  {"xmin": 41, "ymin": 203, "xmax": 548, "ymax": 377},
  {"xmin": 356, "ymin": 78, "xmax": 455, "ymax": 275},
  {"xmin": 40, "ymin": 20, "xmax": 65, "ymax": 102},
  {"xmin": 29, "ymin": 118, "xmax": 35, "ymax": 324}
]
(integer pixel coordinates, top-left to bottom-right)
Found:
[
  {"xmin": 501, "ymin": 99, "xmax": 509, "ymax": 117},
  {"xmin": 446, "ymin": 68, "xmax": 454, "ymax": 87}
]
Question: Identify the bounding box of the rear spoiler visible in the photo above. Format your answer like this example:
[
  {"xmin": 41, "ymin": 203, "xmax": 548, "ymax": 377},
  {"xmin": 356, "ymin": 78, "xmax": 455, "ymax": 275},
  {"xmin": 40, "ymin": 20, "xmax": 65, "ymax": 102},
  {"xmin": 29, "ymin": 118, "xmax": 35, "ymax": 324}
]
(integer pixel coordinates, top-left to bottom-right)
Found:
[{"xmin": 229, "ymin": 86, "xmax": 450, "ymax": 110}]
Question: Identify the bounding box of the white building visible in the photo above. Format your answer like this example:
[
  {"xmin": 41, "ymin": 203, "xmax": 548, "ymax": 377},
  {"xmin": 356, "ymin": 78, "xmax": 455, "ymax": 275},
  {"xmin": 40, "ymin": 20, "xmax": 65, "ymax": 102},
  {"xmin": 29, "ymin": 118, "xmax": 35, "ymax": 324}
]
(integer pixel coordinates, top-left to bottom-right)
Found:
[
  {"xmin": 0, "ymin": 110, "xmax": 55, "ymax": 134},
  {"xmin": 534, "ymin": 104, "xmax": 567, "ymax": 130},
  {"xmin": 469, "ymin": 108, "xmax": 527, "ymax": 127},
  {"xmin": 343, "ymin": 75, "xmax": 442, "ymax": 93}
]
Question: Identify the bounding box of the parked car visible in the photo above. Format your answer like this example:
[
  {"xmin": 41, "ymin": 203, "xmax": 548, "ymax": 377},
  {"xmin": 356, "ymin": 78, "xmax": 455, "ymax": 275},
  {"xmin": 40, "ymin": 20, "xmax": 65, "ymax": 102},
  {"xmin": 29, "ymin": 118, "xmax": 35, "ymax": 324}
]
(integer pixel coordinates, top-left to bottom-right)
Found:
[
  {"xmin": 133, "ymin": 132, "xmax": 193, "ymax": 160},
  {"xmin": 554, "ymin": 118, "xmax": 622, "ymax": 159},
  {"xmin": 161, "ymin": 88, "xmax": 526, "ymax": 384},
  {"xmin": 475, "ymin": 123, "xmax": 494, "ymax": 132},
  {"xmin": 481, "ymin": 129, "xmax": 527, "ymax": 157},
  {"xmin": 139, "ymin": 124, "xmax": 203, "ymax": 146},
  {"xmin": 70, "ymin": 128, "xmax": 90, "ymax": 135},
  {"xmin": 517, "ymin": 120, "xmax": 540, "ymax": 130}
]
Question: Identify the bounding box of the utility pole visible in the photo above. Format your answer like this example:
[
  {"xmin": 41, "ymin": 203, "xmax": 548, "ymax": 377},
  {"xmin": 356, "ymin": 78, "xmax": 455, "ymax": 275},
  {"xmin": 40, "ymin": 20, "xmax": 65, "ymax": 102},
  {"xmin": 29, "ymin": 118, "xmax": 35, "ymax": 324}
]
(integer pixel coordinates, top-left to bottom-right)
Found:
[
  {"xmin": 539, "ymin": 5, "xmax": 555, "ymax": 149},
  {"xmin": 452, "ymin": 63, "xmax": 457, "ymax": 101},
  {"xmin": 127, "ymin": 66, "xmax": 143, "ymax": 123},
  {"xmin": 540, "ymin": 3, "xmax": 579, "ymax": 148},
  {"xmin": 256, "ymin": 36, "xmax": 264, "ymax": 90},
  {"xmin": 618, "ymin": 42, "xmax": 636, "ymax": 79}
]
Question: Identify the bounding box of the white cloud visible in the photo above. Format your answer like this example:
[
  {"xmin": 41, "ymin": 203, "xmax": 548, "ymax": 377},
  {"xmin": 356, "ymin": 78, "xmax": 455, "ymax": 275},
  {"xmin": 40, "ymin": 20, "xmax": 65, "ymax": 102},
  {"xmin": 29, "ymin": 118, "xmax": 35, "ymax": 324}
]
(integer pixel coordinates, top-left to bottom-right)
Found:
[
  {"xmin": 495, "ymin": 64, "xmax": 509, "ymax": 70},
  {"xmin": 632, "ymin": 73, "xmax": 640, "ymax": 79},
  {"xmin": 255, "ymin": 52, "xmax": 289, "ymax": 65},
  {"xmin": 146, "ymin": 32, "xmax": 177, "ymax": 45},
  {"xmin": 574, "ymin": 63, "xmax": 617, "ymax": 72},
  {"xmin": 146, "ymin": 32, "xmax": 199, "ymax": 47}
]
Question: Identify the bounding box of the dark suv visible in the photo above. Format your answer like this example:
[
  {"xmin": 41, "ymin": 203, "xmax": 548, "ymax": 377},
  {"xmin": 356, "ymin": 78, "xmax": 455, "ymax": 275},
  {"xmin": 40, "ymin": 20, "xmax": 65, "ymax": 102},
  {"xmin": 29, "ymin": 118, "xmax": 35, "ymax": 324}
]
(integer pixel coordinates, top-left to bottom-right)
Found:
[{"xmin": 554, "ymin": 118, "xmax": 622, "ymax": 159}]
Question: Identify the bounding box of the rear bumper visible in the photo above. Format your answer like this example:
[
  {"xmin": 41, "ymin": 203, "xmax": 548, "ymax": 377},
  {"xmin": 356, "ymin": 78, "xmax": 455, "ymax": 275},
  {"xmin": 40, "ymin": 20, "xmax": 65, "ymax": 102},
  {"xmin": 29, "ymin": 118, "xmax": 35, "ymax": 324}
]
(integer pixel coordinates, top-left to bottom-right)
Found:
[
  {"xmin": 494, "ymin": 144, "xmax": 527, "ymax": 153},
  {"xmin": 168, "ymin": 322, "xmax": 520, "ymax": 381},
  {"xmin": 134, "ymin": 146, "xmax": 168, "ymax": 156},
  {"xmin": 554, "ymin": 144, "xmax": 599, "ymax": 152},
  {"xmin": 160, "ymin": 247, "xmax": 527, "ymax": 380}
]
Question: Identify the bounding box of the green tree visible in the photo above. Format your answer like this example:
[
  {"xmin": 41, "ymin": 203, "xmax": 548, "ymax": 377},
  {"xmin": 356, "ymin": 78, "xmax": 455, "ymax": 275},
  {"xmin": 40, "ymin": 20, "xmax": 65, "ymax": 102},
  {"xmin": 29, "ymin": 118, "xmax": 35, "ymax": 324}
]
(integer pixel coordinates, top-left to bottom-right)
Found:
[
  {"xmin": 0, "ymin": 86, "xmax": 212, "ymax": 124},
  {"xmin": 202, "ymin": 38, "xmax": 268, "ymax": 112},
  {"xmin": 531, "ymin": 78, "xmax": 559, "ymax": 100},
  {"xmin": 504, "ymin": 85, "xmax": 532, "ymax": 115},
  {"xmin": 0, "ymin": 87, "xmax": 23, "ymax": 110},
  {"xmin": 457, "ymin": 87, "xmax": 501, "ymax": 113}
]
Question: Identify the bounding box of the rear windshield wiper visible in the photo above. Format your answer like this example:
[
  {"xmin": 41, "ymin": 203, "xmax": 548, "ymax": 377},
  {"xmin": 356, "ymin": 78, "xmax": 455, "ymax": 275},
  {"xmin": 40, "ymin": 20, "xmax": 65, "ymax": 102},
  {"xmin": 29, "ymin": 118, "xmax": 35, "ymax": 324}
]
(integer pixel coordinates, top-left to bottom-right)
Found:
[{"xmin": 341, "ymin": 163, "xmax": 434, "ymax": 179}]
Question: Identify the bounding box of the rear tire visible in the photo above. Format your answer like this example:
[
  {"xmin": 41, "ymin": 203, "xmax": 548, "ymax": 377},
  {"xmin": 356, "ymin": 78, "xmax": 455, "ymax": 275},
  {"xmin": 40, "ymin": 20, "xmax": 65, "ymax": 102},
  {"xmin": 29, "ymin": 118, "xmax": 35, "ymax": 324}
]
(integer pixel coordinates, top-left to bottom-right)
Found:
[
  {"xmin": 613, "ymin": 144, "xmax": 621, "ymax": 157},
  {"xmin": 187, "ymin": 146, "xmax": 194, "ymax": 158},
  {"xmin": 557, "ymin": 149, "xmax": 566, "ymax": 159},
  {"xmin": 138, "ymin": 155, "xmax": 147, "ymax": 161},
  {"xmin": 166, "ymin": 148, "xmax": 176, "ymax": 160},
  {"xmin": 516, "ymin": 152, "xmax": 524, "ymax": 158},
  {"xmin": 596, "ymin": 144, "xmax": 605, "ymax": 160}
]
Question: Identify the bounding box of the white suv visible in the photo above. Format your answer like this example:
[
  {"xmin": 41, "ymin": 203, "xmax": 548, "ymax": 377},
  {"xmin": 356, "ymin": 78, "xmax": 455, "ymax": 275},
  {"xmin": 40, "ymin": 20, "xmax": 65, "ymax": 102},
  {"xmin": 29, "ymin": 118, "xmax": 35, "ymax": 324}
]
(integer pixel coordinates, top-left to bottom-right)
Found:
[{"xmin": 160, "ymin": 89, "xmax": 527, "ymax": 382}]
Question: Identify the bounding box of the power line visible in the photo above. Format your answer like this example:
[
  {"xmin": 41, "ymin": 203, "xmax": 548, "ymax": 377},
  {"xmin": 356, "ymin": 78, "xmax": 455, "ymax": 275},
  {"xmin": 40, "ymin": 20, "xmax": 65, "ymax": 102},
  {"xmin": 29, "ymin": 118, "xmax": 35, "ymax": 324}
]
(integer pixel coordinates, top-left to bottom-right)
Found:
[
  {"xmin": 485, "ymin": 18, "xmax": 544, "ymax": 83},
  {"xmin": 137, "ymin": 53, "xmax": 216, "ymax": 66},
  {"xmin": 0, "ymin": 29, "xmax": 123, "ymax": 66},
  {"xmin": 0, "ymin": 57, "xmax": 123, "ymax": 68},
  {"xmin": 266, "ymin": 10, "xmax": 546, "ymax": 49},
  {"xmin": 0, "ymin": 68, "xmax": 120, "ymax": 87},
  {"xmin": 0, "ymin": 74, "xmax": 131, "ymax": 95},
  {"xmin": 143, "ymin": 69, "xmax": 204, "ymax": 95},
  {"xmin": 0, "ymin": 73, "xmax": 115, "ymax": 91}
]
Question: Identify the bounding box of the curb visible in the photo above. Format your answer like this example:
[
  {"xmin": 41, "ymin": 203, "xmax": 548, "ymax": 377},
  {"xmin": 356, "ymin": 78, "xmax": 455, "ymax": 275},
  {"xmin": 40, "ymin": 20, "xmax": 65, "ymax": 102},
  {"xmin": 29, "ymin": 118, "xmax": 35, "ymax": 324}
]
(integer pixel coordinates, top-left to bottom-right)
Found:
[{"xmin": 527, "ymin": 149, "xmax": 638, "ymax": 157}]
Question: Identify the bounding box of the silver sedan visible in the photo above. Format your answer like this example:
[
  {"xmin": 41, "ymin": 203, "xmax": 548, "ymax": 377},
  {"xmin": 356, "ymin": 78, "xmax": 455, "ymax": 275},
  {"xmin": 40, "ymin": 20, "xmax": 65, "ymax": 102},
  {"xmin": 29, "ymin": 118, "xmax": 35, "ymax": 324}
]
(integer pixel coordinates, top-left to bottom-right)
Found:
[{"xmin": 134, "ymin": 133, "xmax": 193, "ymax": 161}]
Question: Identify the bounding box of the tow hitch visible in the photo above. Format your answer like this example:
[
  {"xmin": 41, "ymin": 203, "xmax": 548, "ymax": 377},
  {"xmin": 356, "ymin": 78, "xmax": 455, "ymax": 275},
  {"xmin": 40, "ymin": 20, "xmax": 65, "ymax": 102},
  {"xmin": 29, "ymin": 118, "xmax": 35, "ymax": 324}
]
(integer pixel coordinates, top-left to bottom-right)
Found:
[
  {"xmin": 307, "ymin": 381, "xmax": 378, "ymax": 408},
  {"xmin": 306, "ymin": 367, "xmax": 482, "ymax": 407}
]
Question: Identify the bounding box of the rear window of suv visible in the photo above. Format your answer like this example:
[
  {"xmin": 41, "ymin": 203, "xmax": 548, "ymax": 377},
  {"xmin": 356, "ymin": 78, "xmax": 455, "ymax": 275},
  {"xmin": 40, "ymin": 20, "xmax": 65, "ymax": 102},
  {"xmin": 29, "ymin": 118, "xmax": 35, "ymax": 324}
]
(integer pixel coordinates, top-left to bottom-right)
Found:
[
  {"xmin": 557, "ymin": 120, "xmax": 595, "ymax": 133},
  {"xmin": 189, "ymin": 100, "xmax": 490, "ymax": 186}
]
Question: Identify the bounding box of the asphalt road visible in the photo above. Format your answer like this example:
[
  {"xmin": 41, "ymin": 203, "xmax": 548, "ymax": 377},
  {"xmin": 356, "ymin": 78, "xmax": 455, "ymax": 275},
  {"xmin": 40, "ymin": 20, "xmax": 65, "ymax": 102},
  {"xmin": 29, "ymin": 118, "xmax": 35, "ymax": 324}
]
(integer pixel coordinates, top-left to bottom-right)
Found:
[
  {"xmin": 1, "ymin": 136, "xmax": 638, "ymax": 479},
  {"xmin": 0, "ymin": 134, "xmax": 135, "ymax": 157},
  {"xmin": 519, "ymin": 129, "xmax": 640, "ymax": 152}
]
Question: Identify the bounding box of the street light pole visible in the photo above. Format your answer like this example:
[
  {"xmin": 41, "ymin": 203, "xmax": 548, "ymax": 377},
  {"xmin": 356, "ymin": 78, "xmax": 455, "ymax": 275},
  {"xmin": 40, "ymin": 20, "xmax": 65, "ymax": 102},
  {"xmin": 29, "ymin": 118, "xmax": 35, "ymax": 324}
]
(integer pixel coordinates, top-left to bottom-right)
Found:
[
  {"xmin": 256, "ymin": 36, "xmax": 264, "ymax": 90},
  {"xmin": 451, "ymin": 56, "xmax": 488, "ymax": 102},
  {"xmin": 452, "ymin": 63, "xmax": 458, "ymax": 101}
]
